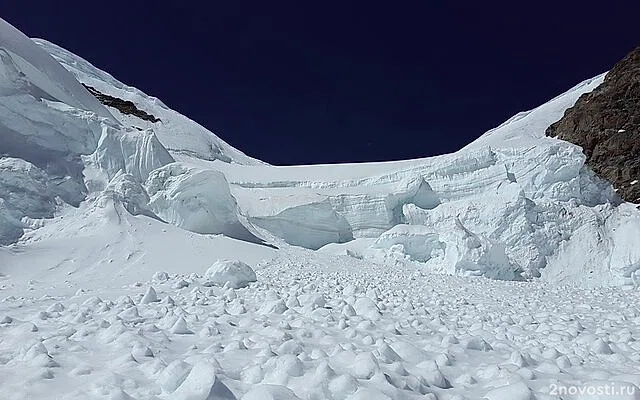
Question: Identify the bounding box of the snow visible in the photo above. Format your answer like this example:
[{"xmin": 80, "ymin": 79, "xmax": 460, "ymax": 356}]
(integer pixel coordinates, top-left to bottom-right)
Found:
[
  {"xmin": 0, "ymin": 197, "xmax": 277, "ymax": 296},
  {"xmin": 242, "ymin": 385, "xmax": 301, "ymax": 400},
  {"xmin": 89, "ymin": 125, "xmax": 175, "ymax": 183},
  {"xmin": 204, "ymin": 260, "xmax": 257, "ymax": 289},
  {"xmin": 16, "ymin": 25, "xmax": 635, "ymax": 284},
  {"xmin": 197, "ymin": 133, "xmax": 630, "ymax": 283},
  {"xmin": 1, "ymin": 17, "xmax": 640, "ymax": 400},
  {"xmin": 3, "ymin": 250, "xmax": 640, "ymax": 399},
  {"xmin": 33, "ymin": 38, "xmax": 264, "ymax": 166},
  {"xmin": 0, "ymin": 18, "xmax": 113, "ymax": 121},
  {"xmin": 145, "ymin": 163, "xmax": 261, "ymax": 243}
]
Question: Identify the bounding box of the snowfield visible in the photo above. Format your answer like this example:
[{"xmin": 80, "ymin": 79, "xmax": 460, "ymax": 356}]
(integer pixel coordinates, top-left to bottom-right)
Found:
[
  {"xmin": 2, "ymin": 250, "xmax": 640, "ymax": 400},
  {"xmin": 1, "ymin": 16, "xmax": 640, "ymax": 400}
]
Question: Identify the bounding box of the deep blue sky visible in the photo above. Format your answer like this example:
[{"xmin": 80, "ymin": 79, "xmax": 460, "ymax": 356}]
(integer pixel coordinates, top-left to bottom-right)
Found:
[{"xmin": 4, "ymin": 3, "xmax": 640, "ymax": 164}]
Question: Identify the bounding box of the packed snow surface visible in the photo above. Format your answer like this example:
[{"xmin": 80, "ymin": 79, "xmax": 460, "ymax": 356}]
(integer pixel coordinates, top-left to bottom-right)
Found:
[{"xmin": 1, "ymin": 16, "xmax": 640, "ymax": 400}]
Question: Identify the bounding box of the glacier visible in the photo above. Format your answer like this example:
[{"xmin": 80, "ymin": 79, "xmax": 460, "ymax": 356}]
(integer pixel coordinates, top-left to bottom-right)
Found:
[
  {"xmin": 1, "ymin": 17, "xmax": 640, "ymax": 400},
  {"xmin": 0, "ymin": 14, "xmax": 638, "ymax": 286}
]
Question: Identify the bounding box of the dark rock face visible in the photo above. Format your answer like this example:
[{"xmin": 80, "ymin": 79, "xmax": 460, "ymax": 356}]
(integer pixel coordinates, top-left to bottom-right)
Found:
[
  {"xmin": 546, "ymin": 47, "xmax": 640, "ymax": 203},
  {"xmin": 83, "ymin": 84, "xmax": 161, "ymax": 123}
]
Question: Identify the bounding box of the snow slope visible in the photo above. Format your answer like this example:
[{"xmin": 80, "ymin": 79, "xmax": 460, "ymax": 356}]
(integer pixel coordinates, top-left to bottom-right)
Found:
[
  {"xmin": 0, "ymin": 19, "xmax": 113, "ymax": 121},
  {"xmin": 34, "ymin": 38, "xmax": 265, "ymax": 166}
]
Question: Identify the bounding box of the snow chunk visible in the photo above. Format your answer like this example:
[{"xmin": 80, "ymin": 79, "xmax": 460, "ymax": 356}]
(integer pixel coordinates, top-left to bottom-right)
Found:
[
  {"xmin": 354, "ymin": 297, "xmax": 381, "ymax": 321},
  {"xmin": 250, "ymin": 199, "xmax": 353, "ymax": 250},
  {"xmin": 484, "ymin": 382, "xmax": 532, "ymax": 400},
  {"xmin": 449, "ymin": 218, "xmax": 523, "ymax": 280},
  {"xmin": 373, "ymin": 224, "xmax": 444, "ymax": 262},
  {"xmin": 140, "ymin": 286, "xmax": 158, "ymax": 304},
  {"xmin": 170, "ymin": 317, "xmax": 193, "ymax": 334},
  {"xmin": 90, "ymin": 127, "xmax": 174, "ymax": 182},
  {"xmin": 146, "ymin": 163, "xmax": 261, "ymax": 242},
  {"xmin": 158, "ymin": 360, "xmax": 192, "ymax": 393},
  {"xmin": 0, "ymin": 17, "xmax": 113, "ymax": 119},
  {"xmin": 0, "ymin": 158, "xmax": 64, "ymax": 243},
  {"xmin": 168, "ymin": 362, "xmax": 236, "ymax": 400},
  {"xmin": 350, "ymin": 352, "xmax": 380, "ymax": 379},
  {"xmin": 205, "ymin": 260, "xmax": 257, "ymax": 289},
  {"xmin": 242, "ymin": 385, "xmax": 301, "ymax": 400}
]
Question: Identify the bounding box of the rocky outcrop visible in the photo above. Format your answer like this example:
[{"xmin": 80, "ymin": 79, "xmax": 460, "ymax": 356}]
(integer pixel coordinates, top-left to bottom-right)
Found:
[
  {"xmin": 546, "ymin": 47, "xmax": 640, "ymax": 203},
  {"xmin": 83, "ymin": 84, "xmax": 161, "ymax": 123}
]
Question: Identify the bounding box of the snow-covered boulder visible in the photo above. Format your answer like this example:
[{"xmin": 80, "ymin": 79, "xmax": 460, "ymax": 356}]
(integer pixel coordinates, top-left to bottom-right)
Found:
[{"xmin": 205, "ymin": 260, "xmax": 257, "ymax": 289}]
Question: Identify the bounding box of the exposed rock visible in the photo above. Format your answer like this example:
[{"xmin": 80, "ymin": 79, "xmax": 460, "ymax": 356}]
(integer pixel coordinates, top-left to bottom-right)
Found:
[
  {"xmin": 83, "ymin": 84, "xmax": 161, "ymax": 123},
  {"xmin": 546, "ymin": 47, "xmax": 640, "ymax": 203}
]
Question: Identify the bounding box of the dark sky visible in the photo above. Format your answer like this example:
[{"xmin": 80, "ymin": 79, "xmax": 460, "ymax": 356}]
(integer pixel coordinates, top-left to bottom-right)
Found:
[{"xmin": 4, "ymin": 3, "xmax": 640, "ymax": 165}]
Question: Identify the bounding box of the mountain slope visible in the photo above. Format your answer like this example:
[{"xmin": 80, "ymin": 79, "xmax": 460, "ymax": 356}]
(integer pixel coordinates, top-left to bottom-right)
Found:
[
  {"xmin": 1, "ymin": 14, "xmax": 639, "ymax": 288},
  {"xmin": 2, "ymin": 18, "xmax": 640, "ymax": 400},
  {"xmin": 547, "ymin": 47, "xmax": 640, "ymax": 203},
  {"xmin": 33, "ymin": 38, "xmax": 265, "ymax": 167}
]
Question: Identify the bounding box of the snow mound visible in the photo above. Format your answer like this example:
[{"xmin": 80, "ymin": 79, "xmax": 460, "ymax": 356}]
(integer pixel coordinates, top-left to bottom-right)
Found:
[
  {"xmin": 0, "ymin": 196, "xmax": 277, "ymax": 296},
  {"xmin": 205, "ymin": 259, "xmax": 257, "ymax": 289}
]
